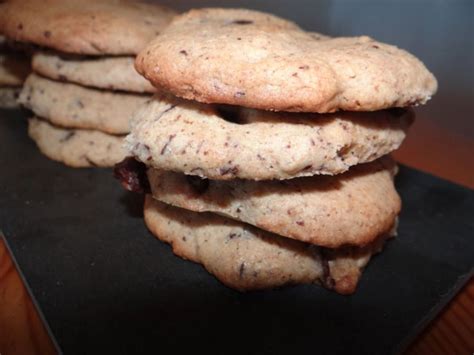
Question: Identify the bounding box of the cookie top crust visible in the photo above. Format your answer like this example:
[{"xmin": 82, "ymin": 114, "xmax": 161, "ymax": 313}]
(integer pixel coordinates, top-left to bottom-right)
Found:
[
  {"xmin": 136, "ymin": 8, "xmax": 437, "ymax": 113},
  {"xmin": 126, "ymin": 93, "xmax": 413, "ymax": 180},
  {"xmin": 0, "ymin": 0, "xmax": 176, "ymax": 55}
]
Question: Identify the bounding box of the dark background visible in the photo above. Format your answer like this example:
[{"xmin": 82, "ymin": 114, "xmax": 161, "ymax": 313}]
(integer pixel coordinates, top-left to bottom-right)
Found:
[{"xmin": 153, "ymin": 0, "xmax": 474, "ymax": 140}]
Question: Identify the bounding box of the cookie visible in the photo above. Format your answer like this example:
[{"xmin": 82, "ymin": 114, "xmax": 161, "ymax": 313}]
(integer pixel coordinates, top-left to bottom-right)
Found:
[
  {"xmin": 32, "ymin": 51, "xmax": 156, "ymax": 93},
  {"xmin": 19, "ymin": 74, "xmax": 150, "ymax": 135},
  {"xmin": 28, "ymin": 117, "xmax": 126, "ymax": 167},
  {"xmin": 136, "ymin": 8, "xmax": 437, "ymax": 113},
  {"xmin": 0, "ymin": 0, "xmax": 176, "ymax": 55},
  {"xmin": 0, "ymin": 53, "xmax": 30, "ymax": 86},
  {"xmin": 127, "ymin": 93, "xmax": 413, "ymax": 180},
  {"xmin": 144, "ymin": 196, "xmax": 396, "ymax": 294},
  {"xmin": 147, "ymin": 157, "xmax": 400, "ymax": 248},
  {"xmin": 0, "ymin": 87, "xmax": 21, "ymax": 109}
]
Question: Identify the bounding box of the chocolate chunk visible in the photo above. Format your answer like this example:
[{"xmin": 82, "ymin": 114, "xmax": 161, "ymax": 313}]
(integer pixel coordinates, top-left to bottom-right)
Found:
[
  {"xmin": 239, "ymin": 263, "xmax": 246, "ymax": 278},
  {"xmin": 85, "ymin": 157, "xmax": 97, "ymax": 167},
  {"xmin": 232, "ymin": 20, "xmax": 253, "ymax": 25},
  {"xmin": 160, "ymin": 134, "xmax": 176, "ymax": 155},
  {"xmin": 319, "ymin": 250, "xmax": 335, "ymax": 289},
  {"xmin": 228, "ymin": 233, "xmax": 240, "ymax": 239},
  {"xmin": 186, "ymin": 175, "xmax": 209, "ymax": 194},
  {"xmin": 90, "ymin": 42, "xmax": 102, "ymax": 52},
  {"xmin": 219, "ymin": 166, "xmax": 239, "ymax": 176},
  {"xmin": 154, "ymin": 104, "xmax": 176, "ymax": 122},
  {"xmin": 59, "ymin": 131, "xmax": 75, "ymax": 142},
  {"xmin": 113, "ymin": 157, "xmax": 150, "ymax": 193}
]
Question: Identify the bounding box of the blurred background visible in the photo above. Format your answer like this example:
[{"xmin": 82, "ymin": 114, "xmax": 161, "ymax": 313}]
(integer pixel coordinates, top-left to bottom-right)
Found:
[{"xmin": 154, "ymin": 0, "xmax": 474, "ymax": 187}]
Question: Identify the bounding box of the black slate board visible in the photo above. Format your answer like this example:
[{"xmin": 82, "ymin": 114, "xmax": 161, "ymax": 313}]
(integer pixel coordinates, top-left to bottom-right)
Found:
[{"xmin": 1, "ymin": 110, "xmax": 473, "ymax": 355}]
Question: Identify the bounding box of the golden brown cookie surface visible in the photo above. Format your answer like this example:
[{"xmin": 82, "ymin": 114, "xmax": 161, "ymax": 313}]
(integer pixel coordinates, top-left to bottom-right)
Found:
[
  {"xmin": 126, "ymin": 93, "xmax": 413, "ymax": 180},
  {"xmin": 147, "ymin": 158, "xmax": 401, "ymax": 248},
  {"xmin": 1, "ymin": 0, "xmax": 176, "ymax": 55},
  {"xmin": 136, "ymin": 8, "xmax": 437, "ymax": 112}
]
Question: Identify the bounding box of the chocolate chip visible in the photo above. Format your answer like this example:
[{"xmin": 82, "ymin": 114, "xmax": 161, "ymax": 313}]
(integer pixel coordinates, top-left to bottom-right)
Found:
[
  {"xmin": 17, "ymin": 23, "xmax": 23, "ymax": 30},
  {"xmin": 239, "ymin": 263, "xmax": 246, "ymax": 278},
  {"xmin": 44, "ymin": 31, "xmax": 51, "ymax": 38},
  {"xmin": 155, "ymin": 104, "xmax": 176, "ymax": 122},
  {"xmin": 299, "ymin": 65, "xmax": 309, "ymax": 70},
  {"xmin": 113, "ymin": 157, "xmax": 150, "ymax": 193},
  {"xmin": 340, "ymin": 122, "xmax": 349, "ymax": 131},
  {"xmin": 228, "ymin": 233, "xmax": 240, "ymax": 239},
  {"xmin": 160, "ymin": 134, "xmax": 176, "ymax": 155},
  {"xmin": 232, "ymin": 20, "xmax": 253, "ymax": 25},
  {"xmin": 319, "ymin": 250, "xmax": 335, "ymax": 289},
  {"xmin": 179, "ymin": 50, "xmax": 188, "ymax": 56},
  {"xmin": 163, "ymin": 104, "xmax": 177, "ymax": 115},
  {"xmin": 372, "ymin": 45, "xmax": 380, "ymax": 49},
  {"xmin": 219, "ymin": 166, "xmax": 239, "ymax": 176},
  {"xmin": 186, "ymin": 175, "xmax": 209, "ymax": 194},
  {"xmin": 296, "ymin": 220, "xmax": 305, "ymax": 226},
  {"xmin": 90, "ymin": 42, "xmax": 102, "ymax": 52},
  {"xmin": 60, "ymin": 131, "xmax": 75, "ymax": 142},
  {"xmin": 85, "ymin": 157, "xmax": 97, "ymax": 167}
]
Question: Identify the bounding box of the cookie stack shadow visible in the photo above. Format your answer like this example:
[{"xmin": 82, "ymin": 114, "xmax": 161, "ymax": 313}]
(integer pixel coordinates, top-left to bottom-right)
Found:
[
  {"xmin": 0, "ymin": 35, "xmax": 30, "ymax": 109},
  {"xmin": 117, "ymin": 9, "xmax": 437, "ymax": 294},
  {"xmin": 0, "ymin": 0, "xmax": 176, "ymax": 167}
]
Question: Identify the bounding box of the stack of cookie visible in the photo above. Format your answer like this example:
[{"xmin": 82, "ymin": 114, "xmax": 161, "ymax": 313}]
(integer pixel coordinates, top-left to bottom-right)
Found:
[
  {"xmin": 0, "ymin": 35, "xmax": 30, "ymax": 109},
  {"xmin": 0, "ymin": 0, "xmax": 175, "ymax": 167},
  {"xmin": 119, "ymin": 8, "xmax": 437, "ymax": 294}
]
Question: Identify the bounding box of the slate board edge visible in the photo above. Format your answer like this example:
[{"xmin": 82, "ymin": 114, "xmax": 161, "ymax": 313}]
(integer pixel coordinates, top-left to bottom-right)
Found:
[
  {"xmin": 395, "ymin": 270, "xmax": 473, "ymax": 354},
  {"xmin": 0, "ymin": 231, "xmax": 63, "ymax": 355}
]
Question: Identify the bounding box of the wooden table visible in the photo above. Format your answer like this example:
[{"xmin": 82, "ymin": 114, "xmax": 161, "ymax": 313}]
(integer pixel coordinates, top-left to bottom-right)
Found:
[{"xmin": 0, "ymin": 113, "xmax": 473, "ymax": 355}]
